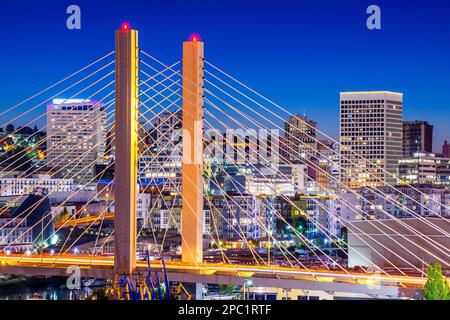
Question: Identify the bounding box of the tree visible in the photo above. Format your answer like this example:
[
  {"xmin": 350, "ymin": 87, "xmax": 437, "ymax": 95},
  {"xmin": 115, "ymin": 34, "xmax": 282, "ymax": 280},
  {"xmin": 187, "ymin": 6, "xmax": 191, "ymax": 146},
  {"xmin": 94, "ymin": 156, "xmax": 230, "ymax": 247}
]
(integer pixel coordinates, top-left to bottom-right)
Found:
[
  {"xmin": 219, "ymin": 284, "xmax": 238, "ymax": 295},
  {"xmin": 424, "ymin": 262, "xmax": 450, "ymax": 300},
  {"xmin": 54, "ymin": 207, "xmax": 71, "ymax": 224},
  {"xmin": 6, "ymin": 124, "xmax": 14, "ymax": 134}
]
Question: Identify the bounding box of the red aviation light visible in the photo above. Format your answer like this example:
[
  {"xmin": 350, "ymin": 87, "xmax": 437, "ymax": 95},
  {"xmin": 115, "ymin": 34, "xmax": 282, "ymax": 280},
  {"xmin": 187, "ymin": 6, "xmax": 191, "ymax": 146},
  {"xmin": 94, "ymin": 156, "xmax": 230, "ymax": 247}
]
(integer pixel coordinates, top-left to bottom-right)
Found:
[
  {"xmin": 189, "ymin": 33, "xmax": 201, "ymax": 42},
  {"xmin": 121, "ymin": 22, "xmax": 131, "ymax": 32}
]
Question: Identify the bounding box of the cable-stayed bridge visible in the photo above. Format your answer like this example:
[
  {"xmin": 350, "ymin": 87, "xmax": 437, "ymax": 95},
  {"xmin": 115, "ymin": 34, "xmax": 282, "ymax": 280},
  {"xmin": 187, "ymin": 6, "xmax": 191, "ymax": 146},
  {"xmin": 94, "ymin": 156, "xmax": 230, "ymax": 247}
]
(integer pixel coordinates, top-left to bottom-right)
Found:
[{"xmin": 0, "ymin": 24, "xmax": 448, "ymax": 300}]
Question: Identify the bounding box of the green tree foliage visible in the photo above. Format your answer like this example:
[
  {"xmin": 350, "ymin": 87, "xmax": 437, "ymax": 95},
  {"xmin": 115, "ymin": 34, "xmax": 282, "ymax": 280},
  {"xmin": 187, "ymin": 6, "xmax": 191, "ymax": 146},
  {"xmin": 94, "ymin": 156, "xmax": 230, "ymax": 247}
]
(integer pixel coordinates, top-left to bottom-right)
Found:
[
  {"xmin": 219, "ymin": 284, "xmax": 238, "ymax": 294},
  {"xmin": 54, "ymin": 207, "xmax": 72, "ymax": 225},
  {"xmin": 424, "ymin": 262, "xmax": 450, "ymax": 300}
]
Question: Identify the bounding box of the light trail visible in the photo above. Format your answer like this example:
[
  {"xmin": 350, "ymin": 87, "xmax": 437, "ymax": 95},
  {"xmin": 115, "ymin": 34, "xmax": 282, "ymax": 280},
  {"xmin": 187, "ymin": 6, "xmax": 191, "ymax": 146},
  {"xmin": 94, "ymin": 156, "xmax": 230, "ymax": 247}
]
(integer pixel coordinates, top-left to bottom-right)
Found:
[
  {"xmin": 53, "ymin": 213, "xmax": 115, "ymax": 228},
  {"xmin": 0, "ymin": 254, "xmax": 427, "ymax": 288}
]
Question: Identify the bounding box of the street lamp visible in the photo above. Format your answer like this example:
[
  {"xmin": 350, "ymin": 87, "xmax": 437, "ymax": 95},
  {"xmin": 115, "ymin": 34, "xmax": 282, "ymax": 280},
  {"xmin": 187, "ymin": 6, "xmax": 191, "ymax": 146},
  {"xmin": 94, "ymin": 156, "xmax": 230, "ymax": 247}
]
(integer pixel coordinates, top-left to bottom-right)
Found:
[
  {"xmin": 243, "ymin": 279, "xmax": 254, "ymax": 300},
  {"xmin": 202, "ymin": 286, "xmax": 208, "ymax": 299}
]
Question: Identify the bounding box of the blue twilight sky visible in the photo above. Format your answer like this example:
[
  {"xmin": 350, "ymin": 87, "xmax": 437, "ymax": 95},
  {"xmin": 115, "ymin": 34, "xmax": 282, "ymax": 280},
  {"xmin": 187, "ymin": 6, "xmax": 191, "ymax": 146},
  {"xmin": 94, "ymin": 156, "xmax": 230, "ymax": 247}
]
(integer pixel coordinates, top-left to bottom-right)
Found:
[{"xmin": 0, "ymin": 0, "xmax": 449, "ymax": 151}]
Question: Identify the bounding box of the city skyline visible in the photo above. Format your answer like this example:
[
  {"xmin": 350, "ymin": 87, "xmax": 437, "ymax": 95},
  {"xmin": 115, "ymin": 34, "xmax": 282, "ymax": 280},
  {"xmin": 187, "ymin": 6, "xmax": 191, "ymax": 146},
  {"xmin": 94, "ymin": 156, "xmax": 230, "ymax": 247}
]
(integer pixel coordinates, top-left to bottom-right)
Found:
[
  {"xmin": 0, "ymin": 0, "xmax": 449, "ymax": 151},
  {"xmin": 0, "ymin": 1, "xmax": 449, "ymax": 302}
]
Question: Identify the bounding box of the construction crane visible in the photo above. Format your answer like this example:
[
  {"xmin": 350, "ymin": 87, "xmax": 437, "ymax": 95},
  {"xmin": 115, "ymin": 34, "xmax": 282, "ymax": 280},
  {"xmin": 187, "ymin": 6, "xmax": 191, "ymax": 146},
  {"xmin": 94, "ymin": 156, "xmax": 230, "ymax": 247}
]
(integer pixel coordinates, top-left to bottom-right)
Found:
[{"xmin": 173, "ymin": 283, "xmax": 192, "ymax": 300}]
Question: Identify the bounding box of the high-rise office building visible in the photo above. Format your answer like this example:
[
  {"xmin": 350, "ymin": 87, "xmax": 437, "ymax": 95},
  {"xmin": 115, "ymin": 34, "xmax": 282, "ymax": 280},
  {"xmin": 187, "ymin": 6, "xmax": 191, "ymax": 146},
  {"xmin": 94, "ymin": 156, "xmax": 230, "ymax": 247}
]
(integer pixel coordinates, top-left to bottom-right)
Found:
[
  {"xmin": 403, "ymin": 120, "xmax": 433, "ymax": 157},
  {"xmin": 284, "ymin": 114, "xmax": 317, "ymax": 161},
  {"xmin": 340, "ymin": 91, "xmax": 403, "ymax": 187},
  {"xmin": 47, "ymin": 99, "xmax": 107, "ymax": 184}
]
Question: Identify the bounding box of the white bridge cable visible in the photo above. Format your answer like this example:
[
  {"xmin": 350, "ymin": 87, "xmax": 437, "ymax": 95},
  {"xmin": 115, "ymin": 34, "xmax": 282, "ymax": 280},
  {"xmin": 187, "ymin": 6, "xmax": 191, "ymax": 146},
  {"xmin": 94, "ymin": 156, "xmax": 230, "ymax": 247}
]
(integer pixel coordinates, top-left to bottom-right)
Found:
[
  {"xmin": 202, "ymin": 73, "xmax": 450, "ymax": 230},
  {"xmin": 92, "ymin": 51, "xmax": 440, "ymax": 282},
  {"xmin": 60, "ymin": 198, "xmax": 115, "ymax": 257},
  {"xmin": 204, "ymin": 162, "xmax": 314, "ymax": 270},
  {"xmin": 32, "ymin": 158, "xmax": 115, "ymax": 256},
  {"xmin": 0, "ymin": 103, "xmax": 115, "ymax": 222},
  {"xmin": 138, "ymin": 69, "xmax": 288, "ymax": 267},
  {"xmin": 136, "ymin": 79, "xmax": 236, "ymax": 265},
  {"xmin": 0, "ymin": 60, "xmax": 115, "ymax": 131},
  {"xmin": 138, "ymin": 59, "xmax": 401, "ymax": 276},
  {"xmin": 142, "ymin": 50, "xmax": 448, "ymax": 217},
  {"xmin": 202, "ymin": 100, "xmax": 447, "ymax": 272},
  {"xmin": 137, "ymin": 111, "xmax": 254, "ymax": 276},
  {"xmin": 94, "ymin": 126, "xmax": 202, "ymax": 272},
  {"xmin": 202, "ymin": 131, "xmax": 430, "ymax": 283},
  {"xmin": 203, "ymin": 114, "xmax": 424, "ymax": 278},
  {"xmin": 155, "ymin": 53, "xmax": 445, "ymax": 245},
  {"xmin": 1, "ymin": 140, "xmax": 115, "ymax": 255},
  {"xmin": 141, "ymin": 94, "xmax": 372, "ymax": 280},
  {"xmin": 137, "ymin": 115, "xmax": 183, "ymax": 247},
  {"xmin": 138, "ymin": 88, "xmax": 328, "ymax": 277},
  {"xmin": 147, "ymin": 64, "xmax": 442, "ymax": 271},
  {"xmin": 92, "ymin": 124, "xmax": 182, "ymax": 259},
  {"xmin": 66, "ymin": 68, "xmax": 186, "ymax": 255},
  {"xmin": 138, "ymin": 134, "xmax": 222, "ymax": 267},
  {"xmin": 137, "ymin": 60, "xmax": 182, "ymax": 97},
  {"xmin": 204, "ymin": 197, "xmax": 230, "ymax": 264},
  {"xmin": 202, "ymin": 77, "xmax": 450, "ymax": 245},
  {"xmin": 55, "ymin": 151, "xmax": 116, "ymax": 255},
  {"xmin": 203, "ymin": 61, "xmax": 450, "ymax": 213},
  {"xmin": 203, "ymin": 137, "xmax": 411, "ymax": 282},
  {"xmin": 0, "ymin": 86, "xmax": 116, "ymax": 181},
  {"xmin": 0, "ymin": 75, "xmax": 115, "ymax": 176},
  {"xmin": 139, "ymin": 55, "xmax": 438, "ymax": 276},
  {"xmin": 0, "ymin": 135, "xmax": 114, "ymax": 253},
  {"xmin": 201, "ymin": 115, "xmax": 387, "ymax": 278},
  {"xmin": 140, "ymin": 52, "xmax": 450, "ymax": 239},
  {"xmin": 0, "ymin": 105, "xmax": 114, "ymax": 212},
  {"xmin": 30, "ymin": 160, "xmax": 117, "ymax": 265},
  {"xmin": 138, "ymin": 82, "xmax": 267, "ymax": 272},
  {"xmin": 89, "ymin": 190, "xmax": 114, "ymax": 264},
  {"xmin": 90, "ymin": 76, "xmax": 192, "ymax": 259},
  {"xmin": 0, "ymin": 51, "xmax": 114, "ymax": 119},
  {"xmin": 0, "ymin": 121, "xmax": 116, "ymax": 244},
  {"xmin": 202, "ymin": 86, "xmax": 450, "ymax": 259},
  {"xmin": 0, "ymin": 148, "xmax": 113, "ymax": 249},
  {"xmin": 0, "ymin": 124, "xmax": 114, "ymax": 236},
  {"xmin": 202, "ymin": 93, "xmax": 449, "ymax": 269},
  {"xmin": 138, "ymin": 101, "xmax": 260, "ymax": 268},
  {"xmin": 0, "ymin": 101, "xmax": 116, "ymax": 219}
]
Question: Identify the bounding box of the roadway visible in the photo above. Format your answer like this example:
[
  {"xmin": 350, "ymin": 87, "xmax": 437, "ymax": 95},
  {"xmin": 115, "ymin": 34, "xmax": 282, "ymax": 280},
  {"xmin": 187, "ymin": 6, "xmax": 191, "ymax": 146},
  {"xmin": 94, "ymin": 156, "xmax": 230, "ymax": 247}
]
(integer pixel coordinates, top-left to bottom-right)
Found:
[
  {"xmin": 54, "ymin": 213, "xmax": 115, "ymax": 228},
  {"xmin": 0, "ymin": 254, "xmax": 425, "ymax": 298}
]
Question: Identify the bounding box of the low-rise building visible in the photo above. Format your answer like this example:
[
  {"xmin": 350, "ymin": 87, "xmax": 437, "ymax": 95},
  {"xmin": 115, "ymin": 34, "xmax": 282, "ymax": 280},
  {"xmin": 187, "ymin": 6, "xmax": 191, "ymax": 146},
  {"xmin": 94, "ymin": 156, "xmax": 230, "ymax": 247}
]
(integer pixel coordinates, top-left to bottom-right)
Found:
[
  {"xmin": 398, "ymin": 153, "xmax": 450, "ymax": 186},
  {"xmin": 339, "ymin": 186, "xmax": 448, "ymax": 221},
  {"xmin": 0, "ymin": 217, "xmax": 33, "ymax": 253},
  {"xmin": 0, "ymin": 175, "xmax": 74, "ymax": 197}
]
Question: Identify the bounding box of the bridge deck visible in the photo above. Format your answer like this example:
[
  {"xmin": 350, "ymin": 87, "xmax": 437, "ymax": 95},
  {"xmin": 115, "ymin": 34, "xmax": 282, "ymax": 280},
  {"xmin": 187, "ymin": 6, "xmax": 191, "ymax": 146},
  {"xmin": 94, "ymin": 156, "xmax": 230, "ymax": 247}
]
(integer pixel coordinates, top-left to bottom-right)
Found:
[{"xmin": 0, "ymin": 254, "xmax": 424, "ymax": 298}]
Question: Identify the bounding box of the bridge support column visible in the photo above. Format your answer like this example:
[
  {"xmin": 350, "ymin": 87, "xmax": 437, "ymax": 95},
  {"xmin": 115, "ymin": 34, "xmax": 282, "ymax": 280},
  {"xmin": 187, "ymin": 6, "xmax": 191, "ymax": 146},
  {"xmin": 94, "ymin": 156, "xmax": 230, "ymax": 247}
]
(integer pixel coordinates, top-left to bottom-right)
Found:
[
  {"xmin": 181, "ymin": 37, "xmax": 204, "ymax": 264},
  {"xmin": 114, "ymin": 23, "xmax": 139, "ymax": 277}
]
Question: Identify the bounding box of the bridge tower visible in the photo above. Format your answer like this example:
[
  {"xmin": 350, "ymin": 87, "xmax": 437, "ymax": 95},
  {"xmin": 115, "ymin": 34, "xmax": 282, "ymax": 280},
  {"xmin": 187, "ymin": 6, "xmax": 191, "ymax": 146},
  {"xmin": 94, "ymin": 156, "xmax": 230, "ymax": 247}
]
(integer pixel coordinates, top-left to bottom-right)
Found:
[
  {"xmin": 114, "ymin": 22, "xmax": 139, "ymax": 277},
  {"xmin": 181, "ymin": 35, "xmax": 205, "ymax": 265}
]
